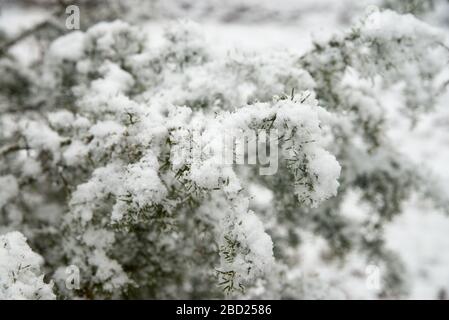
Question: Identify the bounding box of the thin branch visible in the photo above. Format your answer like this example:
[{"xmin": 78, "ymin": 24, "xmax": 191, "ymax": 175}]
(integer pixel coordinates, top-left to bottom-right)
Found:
[
  {"xmin": 0, "ymin": 143, "xmax": 24, "ymax": 157},
  {"xmin": 438, "ymin": 41, "xmax": 449, "ymax": 53},
  {"xmin": 0, "ymin": 8, "xmax": 66, "ymax": 55}
]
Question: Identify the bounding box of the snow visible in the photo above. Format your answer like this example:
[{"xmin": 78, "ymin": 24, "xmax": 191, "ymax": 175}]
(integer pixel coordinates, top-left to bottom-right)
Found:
[
  {"xmin": 112, "ymin": 153, "xmax": 168, "ymax": 222},
  {"xmin": 90, "ymin": 63, "xmax": 135, "ymax": 96},
  {"xmin": 84, "ymin": 20, "xmax": 144, "ymax": 61},
  {"xmin": 20, "ymin": 120, "xmax": 62, "ymax": 155},
  {"xmin": 248, "ymin": 183, "xmax": 273, "ymax": 208},
  {"xmin": 386, "ymin": 200, "xmax": 449, "ymax": 299},
  {"xmin": 89, "ymin": 120, "xmax": 125, "ymax": 141},
  {"xmin": 63, "ymin": 140, "xmax": 89, "ymax": 166},
  {"xmin": 70, "ymin": 163, "xmax": 123, "ymax": 223},
  {"xmin": 2, "ymin": 0, "xmax": 449, "ymax": 300},
  {"xmin": 0, "ymin": 232, "xmax": 55, "ymax": 300},
  {"xmin": 185, "ymin": 6, "xmax": 449, "ymax": 299},
  {"xmin": 359, "ymin": 9, "xmax": 443, "ymax": 41}
]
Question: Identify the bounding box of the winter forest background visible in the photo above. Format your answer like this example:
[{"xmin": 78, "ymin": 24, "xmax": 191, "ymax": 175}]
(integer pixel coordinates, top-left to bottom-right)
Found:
[{"xmin": 1, "ymin": 0, "xmax": 449, "ymax": 300}]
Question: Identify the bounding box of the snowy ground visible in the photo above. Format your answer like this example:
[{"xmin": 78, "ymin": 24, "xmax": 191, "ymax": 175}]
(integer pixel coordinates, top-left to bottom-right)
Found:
[{"xmin": 1, "ymin": 0, "xmax": 449, "ymax": 299}]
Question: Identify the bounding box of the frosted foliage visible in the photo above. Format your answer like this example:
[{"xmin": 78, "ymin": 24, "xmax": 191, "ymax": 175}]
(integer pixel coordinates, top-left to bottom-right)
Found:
[
  {"xmin": 0, "ymin": 6, "xmax": 448, "ymax": 300},
  {"xmin": 0, "ymin": 232, "xmax": 55, "ymax": 300},
  {"xmin": 49, "ymin": 31, "xmax": 85, "ymax": 62},
  {"xmin": 0, "ymin": 175, "xmax": 19, "ymax": 209}
]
